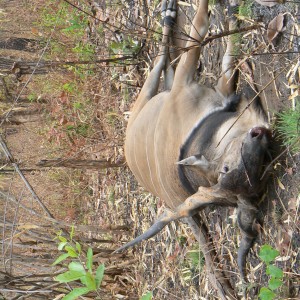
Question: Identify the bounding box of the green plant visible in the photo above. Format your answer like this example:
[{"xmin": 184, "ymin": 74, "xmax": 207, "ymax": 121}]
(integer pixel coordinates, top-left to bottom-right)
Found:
[
  {"xmin": 28, "ymin": 93, "xmax": 38, "ymax": 102},
  {"xmin": 152, "ymin": 26, "xmax": 162, "ymax": 43},
  {"xmin": 63, "ymin": 82, "xmax": 77, "ymax": 93},
  {"xmin": 258, "ymin": 245, "xmax": 284, "ymax": 300},
  {"xmin": 106, "ymin": 110, "xmax": 121, "ymax": 127},
  {"xmin": 181, "ymin": 245, "xmax": 204, "ymax": 282},
  {"xmin": 231, "ymin": 33, "xmax": 241, "ymax": 56},
  {"xmin": 186, "ymin": 248, "xmax": 204, "ymax": 269},
  {"xmin": 177, "ymin": 235, "xmax": 187, "ymax": 247},
  {"xmin": 277, "ymin": 105, "xmax": 300, "ymax": 154},
  {"xmin": 72, "ymin": 42, "xmax": 96, "ymax": 60},
  {"xmin": 39, "ymin": 3, "xmax": 69, "ymax": 28},
  {"xmin": 73, "ymin": 102, "xmax": 83, "ymax": 110},
  {"xmin": 53, "ymin": 229, "xmax": 105, "ymax": 300},
  {"xmin": 140, "ymin": 291, "xmax": 153, "ymax": 300},
  {"xmin": 110, "ymin": 36, "xmax": 141, "ymax": 56},
  {"xmin": 108, "ymin": 186, "xmax": 115, "ymax": 204},
  {"xmin": 238, "ymin": 0, "xmax": 253, "ymax": 18},
  {"xmin": 61, "ymin": 15, "xmax": 88, "ymax": 35},
  {"xmin": 38, "ymin": 1, "xmax": 97, "ymax": 67},
  {"xmin": 65, "ymin": 123, "xmax": 90, "ymax": 137}
]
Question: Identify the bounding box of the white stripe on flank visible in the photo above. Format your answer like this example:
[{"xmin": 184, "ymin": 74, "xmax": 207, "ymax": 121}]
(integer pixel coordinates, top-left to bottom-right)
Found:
[
  {"xmin": 133, "ymin": 124, "xmax": 147, "ymax": 188},
  {"xmin": 154, "ymin": 121, "xmax": 173, "ymax": 204},
  {"xmin": 146, "ymin": 121, "xmax": 159, "ymax": 196}
]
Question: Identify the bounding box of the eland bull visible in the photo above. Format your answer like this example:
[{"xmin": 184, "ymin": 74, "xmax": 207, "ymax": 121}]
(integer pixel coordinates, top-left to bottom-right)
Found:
[{"xmin": 116, "ymin": 0, "xmax": 271, "ymax": 298}]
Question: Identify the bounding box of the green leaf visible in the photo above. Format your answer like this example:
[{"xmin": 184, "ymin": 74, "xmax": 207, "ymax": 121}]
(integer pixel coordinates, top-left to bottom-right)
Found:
[
  {"xmin": 140, "ymin": 291, "xmax": 153, "ymax": 300},
  {"xmin": 55, "ymin": 270, "xmax": 85, "ymax": 283},
  {"xmin": 76, "ymin": 242, "xmax": 81, "ymax": 254},
  {"xmin": 266, "ymin": 265, "xmax": 284, "ymax": 279},
  {"xmin": 110, "ymin": 42, "xmax": 122, "ymax": 54},
  {"xmin": 258, "ymin": 245, "xmax": 280, "ymax": 264},
  {"xmin": 52, "ymin": 253, "xmax": 69, "ymax": 266},
  {"xmin": 58, "ymin": 241, "xmax": 68, "ymax": 251},
  {"xmin": 28, "ymin": 94, "xmax": 36, "ymax": 102},
  {"xmin": 80, "ymin": 275, "xmax": 87, "ymax": 286},
  {"xmin": 62, "ymin": 287, "xmax": 90, "ymax": 300},
  {"xmin": 73, "ymin": 102, "xmax": 83, "ymax": 110},
  {"xmin": 86, "ymin": 248, "xmax": 93, "ymax": 272},
  {"xmin": 68, "ymin": 262, "xmax": 86, "ymax": 275},
  {"xmin": 58, "ymin": 235, "xmax": 67, "ymax": 243},
  {"xmin": 268, "ymin": 277, "xmax": 282, "ymax": 290},
  {"xmin": 62, "ymin": 24, "xmax": 79, "ymax": 32},
  {"xmin": 65, "ymin": 246, "xmax": 78, "ymax": 258},
  {"xmin": 259, "ymin": 287, "xmax": 276, "ymax": 300},
  {"xmin": 85, "ymin": 272, "xmax": 97, "ymax": 290},
  {"xmin": 55, "ymin": 230, "xmax": 62, "ymax": 239},
  {"xmin": 62, "ymin": 20, "xmax": 83, "ymax": 33},
  {"xmin": 95, "ymin": 264, "xmax": 105, "ymax": 288},
  {"xmin": 70, "ymin": 226, "xmax": 75, "ymax": 241}
]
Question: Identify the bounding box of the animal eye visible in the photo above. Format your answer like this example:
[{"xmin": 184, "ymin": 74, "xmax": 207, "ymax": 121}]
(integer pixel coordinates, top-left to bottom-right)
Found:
[
  {"xmin": 223, "ymin": 166, "xmax": 229, "ymax": 173},
  {"xmin": 219, "ymin": 165, "xmax": 229, "ymax": 175}
]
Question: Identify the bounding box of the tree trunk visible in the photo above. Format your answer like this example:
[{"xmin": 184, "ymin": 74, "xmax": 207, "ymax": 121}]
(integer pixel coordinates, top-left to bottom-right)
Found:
[
  {"xmin": 0, "ymin": 37, "xmax": 38, "ymax": 52},
  {"xmin": 36, "ymin": 158, "xmax": 124, "ymax": 169},
  {"xmin": 0, "ymin": 76, "xmax": 12, "ymax": 101},
  {"xmin": 0, "ymin": 56, "xmax": 137, "ymax": 78},
  {"xmin": 1, "ymin": 106, "xmax": 42, "ymax": 124},
  {"xmin": 0, "ymin": 57, "xmax": 51, "ymax": 78}
]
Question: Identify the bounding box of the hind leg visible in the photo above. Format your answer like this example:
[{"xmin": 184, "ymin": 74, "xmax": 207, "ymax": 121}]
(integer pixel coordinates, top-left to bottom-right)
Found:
[
  {"xmin": 215, "ymin": 0, "xmax": 240, "ymax": 98},
  {"xmin": 128, "ymin": 0, "xmax": 177, "ymax": 124},
  {"xmin": 169, "ymin": 2, "xmax": 186, "ymax": 63},
  {"xmin": 161, "ymin": 0, "xmax": 176, "ymax": 90},
  {"xmin": 172, "ymin": 0, "xmax": 209, "ymax": 86}
]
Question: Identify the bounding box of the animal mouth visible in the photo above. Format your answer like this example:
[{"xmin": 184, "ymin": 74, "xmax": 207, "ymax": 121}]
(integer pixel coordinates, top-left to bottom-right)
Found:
[{"xmin": 249, "ymin": 126, "xmax": 271, "ymax": 140}]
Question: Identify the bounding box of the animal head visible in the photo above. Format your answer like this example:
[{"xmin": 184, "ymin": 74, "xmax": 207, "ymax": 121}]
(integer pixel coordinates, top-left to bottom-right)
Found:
[
  {"xmin": 178, "ymin": 124, "xmax": 271, "ymax": 198},
  {"xmin": 218, "ymin": 126, "xmax": 271, "ymax": 197}
]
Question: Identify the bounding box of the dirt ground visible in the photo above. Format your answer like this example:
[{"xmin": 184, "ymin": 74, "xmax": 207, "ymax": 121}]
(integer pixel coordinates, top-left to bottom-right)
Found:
[{"xmin": 0, "ymin": 0, "xmax": 299, "ymax": 299}]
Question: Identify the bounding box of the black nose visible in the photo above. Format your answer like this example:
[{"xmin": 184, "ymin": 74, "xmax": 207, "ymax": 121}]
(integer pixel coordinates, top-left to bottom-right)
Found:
[{"xmin": 250, "ymin": 127, "xmax": 270, "ymax": 140}]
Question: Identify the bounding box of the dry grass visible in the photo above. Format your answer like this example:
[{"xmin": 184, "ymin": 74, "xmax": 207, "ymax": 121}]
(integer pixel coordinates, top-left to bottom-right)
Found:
[{"xmin": 0, "ymin": 0, "xmax": 299, "ymax": 299}]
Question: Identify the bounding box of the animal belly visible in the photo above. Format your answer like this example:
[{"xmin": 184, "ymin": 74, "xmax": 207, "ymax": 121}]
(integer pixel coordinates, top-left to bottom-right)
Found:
[
  {"xmin": 125, "ymin": 86, "xmax": 223, "ymax": 209},
  {"xmin": 125, "ymin": 99, "xmax": 191, "ymax": 209},
  {"xmin": 125, "ymin": 105, "xmax": 196, "ymax": 208},
  {"xmin": 125, "ymin": 99, "xmax": 163, "ymax": 198}
]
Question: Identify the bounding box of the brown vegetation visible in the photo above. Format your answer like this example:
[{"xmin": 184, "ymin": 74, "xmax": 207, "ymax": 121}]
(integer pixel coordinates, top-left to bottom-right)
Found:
[{"xmin": 0, "ymin": 0, "xmax": 299, "ymax": 299}]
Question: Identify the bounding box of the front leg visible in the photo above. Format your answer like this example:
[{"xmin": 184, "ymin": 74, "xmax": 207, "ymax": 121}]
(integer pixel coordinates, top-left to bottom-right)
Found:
[{"xmin": 172, "ymin": 0, "xmax": 209, "ymax": 86}]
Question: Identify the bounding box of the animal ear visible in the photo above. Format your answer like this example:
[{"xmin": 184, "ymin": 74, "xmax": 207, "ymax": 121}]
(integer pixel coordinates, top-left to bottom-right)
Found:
[{"xmin": 176, "ymin": 154, "xmax": 216, "ymax": 171}]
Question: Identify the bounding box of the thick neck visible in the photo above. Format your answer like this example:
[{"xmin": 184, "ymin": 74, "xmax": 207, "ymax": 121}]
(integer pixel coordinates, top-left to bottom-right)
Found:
[{"xmin": 178, "ymin": 109, "xmax": 237, "ymax": 193}]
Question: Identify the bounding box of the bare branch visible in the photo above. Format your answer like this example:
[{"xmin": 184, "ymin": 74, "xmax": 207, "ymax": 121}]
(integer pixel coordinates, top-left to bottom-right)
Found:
[{"xmin": 0, "ymin": 135, "xmax": 55, "ymax": 219}]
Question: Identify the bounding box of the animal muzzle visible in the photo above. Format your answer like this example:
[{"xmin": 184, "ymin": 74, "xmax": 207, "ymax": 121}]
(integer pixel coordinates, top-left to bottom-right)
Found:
[
  {"xmin": 248, "ymin": 126, "xmax": 271, "ymax": 142},
  {"xmin": 219, "ymin": 126, "xmax": 272, "ymax": 196},
  {"xmin": 239, "ymin": 126, "xmax": 272, "ymax": 193}
]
